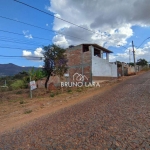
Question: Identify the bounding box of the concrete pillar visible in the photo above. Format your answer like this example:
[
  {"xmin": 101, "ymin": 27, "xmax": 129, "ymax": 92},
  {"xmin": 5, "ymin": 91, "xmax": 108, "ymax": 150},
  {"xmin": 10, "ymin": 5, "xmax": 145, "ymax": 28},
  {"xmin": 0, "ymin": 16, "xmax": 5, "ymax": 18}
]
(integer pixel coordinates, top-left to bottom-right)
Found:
[
  {"xmin": 106, "ymin": 53, "xmax": 109, "ymax": 61},
  {"xmin": 89, "ymin": 45, "xmax": 94, "ymax": 56},
  {"xmin": 101, "ymin": 50, "xmax": 103, "ymax": 58},
  {"xmin": 89, "ymin": 45, "xmax": 94, "ymax": 84}
]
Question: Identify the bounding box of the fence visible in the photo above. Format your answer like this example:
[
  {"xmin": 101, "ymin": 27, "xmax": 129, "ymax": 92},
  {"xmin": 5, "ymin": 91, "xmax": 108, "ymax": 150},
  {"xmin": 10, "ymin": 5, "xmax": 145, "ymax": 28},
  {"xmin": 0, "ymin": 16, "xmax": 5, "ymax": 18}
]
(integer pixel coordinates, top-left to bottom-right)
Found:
[{"xmin": 0, "ymin": 80, "xmax": 7, "ymax": 87}]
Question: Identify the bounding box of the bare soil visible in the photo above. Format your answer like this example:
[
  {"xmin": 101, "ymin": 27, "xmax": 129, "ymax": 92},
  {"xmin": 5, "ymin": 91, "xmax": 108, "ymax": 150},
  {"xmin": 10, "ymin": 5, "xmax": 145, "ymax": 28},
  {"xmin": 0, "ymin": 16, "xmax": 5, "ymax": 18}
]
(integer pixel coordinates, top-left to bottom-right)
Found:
[{"xmin": 0, "ymin": 72, "xmax": 145, "ymax": 134}]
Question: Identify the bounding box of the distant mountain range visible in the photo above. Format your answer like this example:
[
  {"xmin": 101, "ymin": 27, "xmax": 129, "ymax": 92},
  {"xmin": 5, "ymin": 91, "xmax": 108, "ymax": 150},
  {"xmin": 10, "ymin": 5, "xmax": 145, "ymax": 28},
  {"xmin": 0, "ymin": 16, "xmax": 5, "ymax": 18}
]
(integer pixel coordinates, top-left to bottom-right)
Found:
[{"xmin": 0, "ymin": 63, "xmax": 39, "ymax": 76}]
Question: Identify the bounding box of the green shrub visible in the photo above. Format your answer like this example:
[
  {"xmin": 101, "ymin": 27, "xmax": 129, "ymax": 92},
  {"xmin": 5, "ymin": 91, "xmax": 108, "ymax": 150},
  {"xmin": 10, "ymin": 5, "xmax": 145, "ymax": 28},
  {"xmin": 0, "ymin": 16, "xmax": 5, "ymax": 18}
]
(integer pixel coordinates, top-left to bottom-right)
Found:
[
  {"xmin": 67, "ymin": 89, "xmax": 72, "ymax": 93},
  {"xmin": 20, "ymin": 100, "xmax": 24, "ymax": 104},
  {"xmin": 16, "ymin": 90, "xmax": 23, "ymax": 94},
  {"xmin": 50, "ymin": 93, "xmax": 55, "ymax": 97},
  {"xmin": 24, "ymin": 110, "xmax": 32, "ymax": 114},
  {"xmin": 55, "ymin": 91, "xmax": 60, "ymax": 95},
  {"xmin": 0, "ymin": 87, "xmax": 8, "ymax": 92},
  {"xmin": 76, "ymin": 88, "xmax": 82, "ymax": 92},
  {"xmin": 10, "ymin": 80, "xmax": 27, "ymax": 90}
]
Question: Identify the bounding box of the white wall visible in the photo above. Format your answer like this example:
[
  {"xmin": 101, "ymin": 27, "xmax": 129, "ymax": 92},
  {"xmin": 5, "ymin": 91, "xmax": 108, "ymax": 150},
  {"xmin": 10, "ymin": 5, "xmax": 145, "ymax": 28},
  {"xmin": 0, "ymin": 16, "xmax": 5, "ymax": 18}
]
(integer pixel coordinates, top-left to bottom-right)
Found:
[{"xmin": 90, "ymin": 46, "xmax": 117, "ymax": 77}]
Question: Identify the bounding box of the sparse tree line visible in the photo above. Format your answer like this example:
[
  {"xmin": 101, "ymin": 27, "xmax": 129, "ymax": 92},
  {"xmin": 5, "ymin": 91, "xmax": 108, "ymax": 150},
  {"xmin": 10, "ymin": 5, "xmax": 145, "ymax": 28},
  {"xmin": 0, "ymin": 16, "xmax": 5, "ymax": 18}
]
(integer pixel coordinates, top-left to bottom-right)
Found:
[
  {"xmin": 0, "ymin": 43, "xmax": 149, "ymax": 92},
  {"xmin": 117, "ymin": 58, "xmax": 149, "ymax": 67},
  {"xmin": 0, "ymin": 68, "xmax": 46, "ymax": 91},
  {"xmin": 0, "ymin": 44, "xmax": 68, "ymax": 91}
]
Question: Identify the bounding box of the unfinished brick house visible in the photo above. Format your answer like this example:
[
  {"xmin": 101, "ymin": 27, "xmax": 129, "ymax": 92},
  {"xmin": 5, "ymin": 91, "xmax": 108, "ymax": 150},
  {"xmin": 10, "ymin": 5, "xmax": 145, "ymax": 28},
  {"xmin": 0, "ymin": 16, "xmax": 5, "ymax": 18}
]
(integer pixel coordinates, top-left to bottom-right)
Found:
[{"xmin": 65, "ymin": 44, "xmax": 117, "ymax": 83}]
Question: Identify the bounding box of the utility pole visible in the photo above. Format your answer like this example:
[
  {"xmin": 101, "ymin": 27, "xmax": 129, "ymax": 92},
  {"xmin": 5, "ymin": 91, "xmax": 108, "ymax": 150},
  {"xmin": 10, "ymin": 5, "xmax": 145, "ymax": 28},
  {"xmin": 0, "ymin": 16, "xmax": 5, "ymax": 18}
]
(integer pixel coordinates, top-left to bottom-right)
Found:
[
  {"xmin": 122, "ymin": 62, "xmax": 124, "ymax": 76},
  {"xmin": 30, "ymin": 76, "xmax": 32, "ymax": 99},
  {"xmin": 129, "ymin": 49, "xmax": 131, "ymax": 63},
  {"xmin": 132, "ymin": 41, "xmax": 136, "ymax": 74}
]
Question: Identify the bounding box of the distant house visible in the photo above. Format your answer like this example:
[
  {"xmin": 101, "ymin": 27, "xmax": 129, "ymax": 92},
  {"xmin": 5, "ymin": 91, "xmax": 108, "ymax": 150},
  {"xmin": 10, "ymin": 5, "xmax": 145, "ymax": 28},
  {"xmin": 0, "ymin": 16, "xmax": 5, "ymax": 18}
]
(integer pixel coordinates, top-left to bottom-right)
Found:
[{"xmin": 65, "ymin": 44, "xmax": 117, "ymax": 82}]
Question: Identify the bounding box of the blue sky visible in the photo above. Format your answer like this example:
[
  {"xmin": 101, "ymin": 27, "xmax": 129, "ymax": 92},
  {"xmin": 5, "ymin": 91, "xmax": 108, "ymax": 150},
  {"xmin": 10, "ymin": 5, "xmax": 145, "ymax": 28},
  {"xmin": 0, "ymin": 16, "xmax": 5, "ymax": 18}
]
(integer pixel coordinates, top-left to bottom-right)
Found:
[
  {"xmin": 0, "ymin": 0, "xmax": 150, "ymax": 67},
  {"xmin": 0, "ymin": 0, "xmax": 54, "ymax": 67}
]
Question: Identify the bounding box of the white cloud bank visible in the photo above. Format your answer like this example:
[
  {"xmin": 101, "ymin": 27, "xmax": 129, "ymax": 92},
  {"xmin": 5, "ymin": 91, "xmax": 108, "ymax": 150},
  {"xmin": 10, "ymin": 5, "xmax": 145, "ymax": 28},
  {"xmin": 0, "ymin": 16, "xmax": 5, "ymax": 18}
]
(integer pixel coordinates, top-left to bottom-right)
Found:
[
  {"xmin": 110, "ymin": 42, "xmax": 150, "ymax": 62},
  {"xmin": 47, "ymin": 0, "xmax": 150, "ymax": 48},
  {"xmin": 23, "ymin": 47, "xmax": 43, "ymax": 61},
  {"xmin": 46, "ymin": 0, "xmax": 150, "ymax": 62}
]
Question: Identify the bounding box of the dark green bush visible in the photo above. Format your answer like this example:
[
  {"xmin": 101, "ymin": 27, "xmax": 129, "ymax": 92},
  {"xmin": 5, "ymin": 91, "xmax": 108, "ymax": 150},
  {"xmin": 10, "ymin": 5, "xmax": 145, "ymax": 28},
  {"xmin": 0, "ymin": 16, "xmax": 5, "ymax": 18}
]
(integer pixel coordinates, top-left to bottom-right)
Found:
[
  {"xmin": 50, "ymin": 93, "xmax": 55, "ymax": 97},
  {"xmin": 10, "ymin": 80, "xmax": 27, "ymax": 90},
  {"xmin": 24, "ymin": 110, "xmax": 32, "ymax": 114}
]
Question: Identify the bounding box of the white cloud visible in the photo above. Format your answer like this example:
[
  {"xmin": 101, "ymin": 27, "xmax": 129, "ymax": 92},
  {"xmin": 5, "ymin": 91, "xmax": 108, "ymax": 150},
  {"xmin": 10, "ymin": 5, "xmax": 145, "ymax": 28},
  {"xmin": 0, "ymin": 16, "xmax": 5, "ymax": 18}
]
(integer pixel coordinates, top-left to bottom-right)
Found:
[
  {"xmin": 33, "ymin": 47, "xmax": 43, "ymax": 57},
  {"xmin": 110, "ymin": 42, "xmax": 150, "ymax": 62},
  {"xmin": 22, "ymin": 47, "xmax": 44, "ymax": 61},
  {"xmin": 53, "ymin": 34, "xmax": 69, "ymax": 48},
  {"xmin": 39, "ymin": 65, "xmax": 43, "ymax": 68},
  {"xmin": 47, "ymin": 0, "xmax": 150, "ymax": 49},
  {"xmin": 52, "ymin": 24, "xmax": 133, "ymax": 48},
  {"xmin": 23, "ymin": 50, "xmax": 32, "ymax": 56},
  {"xmin": 23, "ymin": 30, "xmax": 33, "ymax": 39}
]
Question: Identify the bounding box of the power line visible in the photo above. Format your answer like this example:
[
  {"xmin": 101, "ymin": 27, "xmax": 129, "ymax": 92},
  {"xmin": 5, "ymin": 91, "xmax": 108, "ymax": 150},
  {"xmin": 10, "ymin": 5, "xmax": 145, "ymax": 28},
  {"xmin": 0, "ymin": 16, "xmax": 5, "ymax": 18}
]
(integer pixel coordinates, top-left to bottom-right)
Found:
[
  {"xmin": 0, "ymin": 54, "xmax": 43, "ymax": 58},
  {"xmin": 0, "ymin": 55, "xmax": 44, "ymax": 61},
  {"xmin": 0, "ymin": 29, "xmax": 51, "ymax": 42},
  {"xmin": 0, "ymin": 38, "xmax": 45, "ymax": 47},
  {"xmin": 0, "ymin": 15, "xmax": 91, "ymax": 43},
  {"xmin": 14, "ymin": 0, "xmax": 99, "ymax": 36},
  {"xmin": 0, "ymin": 57, "xmax": 20, "ymax": 59},
  {"xmin": 136, "ymin": 37, "xmax": 150, "ymax": 49},
  {"xmin": 0, "ymin": 35, "xmax": 51, "ymax": 47},
  {"xmin": 0, "ymin": 46, "xmax": 36, "ymax": 51}
]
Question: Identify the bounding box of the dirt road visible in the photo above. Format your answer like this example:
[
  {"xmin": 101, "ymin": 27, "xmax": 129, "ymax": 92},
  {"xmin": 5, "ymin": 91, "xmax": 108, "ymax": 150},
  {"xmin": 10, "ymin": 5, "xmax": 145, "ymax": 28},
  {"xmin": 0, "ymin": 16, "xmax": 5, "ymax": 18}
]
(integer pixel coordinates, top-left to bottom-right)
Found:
[{"xmin": 0, "ymin": 72, "xmax": 150, "ymax": 149}]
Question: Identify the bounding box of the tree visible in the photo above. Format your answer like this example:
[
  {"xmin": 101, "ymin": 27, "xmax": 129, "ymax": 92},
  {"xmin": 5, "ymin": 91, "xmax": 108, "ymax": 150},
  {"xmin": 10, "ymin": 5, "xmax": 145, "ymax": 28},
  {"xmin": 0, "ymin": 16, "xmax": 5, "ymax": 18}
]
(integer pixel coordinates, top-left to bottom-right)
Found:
[
  {"xmin": 136, "ymin": 59, "xmax": 148, "ymax": 67},
  {"xmin": 28, "ymin": 68, "xmax": 47, "ymax": 81},
  {"xmin": 116, "ymin": 61, "xmax": 122, "ymax": 67},
  {"xmin": 128, "ymin": 62, "xmax": 134, "ymax": 66},
  {"xmin": 43, "ymin": 44, "xmax": 68, "ymax": 89},
  {"xmin": 13, "ymin": 71, "xmax": 28, "ymax": 80}
]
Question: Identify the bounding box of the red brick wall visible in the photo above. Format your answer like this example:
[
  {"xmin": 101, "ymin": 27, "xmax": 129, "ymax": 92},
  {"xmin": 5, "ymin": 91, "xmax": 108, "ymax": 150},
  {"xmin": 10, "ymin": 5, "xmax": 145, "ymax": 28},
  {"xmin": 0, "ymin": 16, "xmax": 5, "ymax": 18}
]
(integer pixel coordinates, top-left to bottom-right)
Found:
[{"xmin": 66, "ymin": 45, "xmax": 92, "ymax": 82}]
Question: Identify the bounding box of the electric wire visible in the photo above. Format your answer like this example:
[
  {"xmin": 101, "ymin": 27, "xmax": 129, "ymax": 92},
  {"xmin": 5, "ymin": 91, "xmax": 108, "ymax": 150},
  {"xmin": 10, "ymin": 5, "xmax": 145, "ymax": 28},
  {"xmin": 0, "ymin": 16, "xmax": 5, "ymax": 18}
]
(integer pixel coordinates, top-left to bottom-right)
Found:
[
  {"xmin": 0, "ymin": 38, "xmax": 46, "ymax": 47},
  {"xmin": 0, "ymin": 29, "xmax": 51, "ymax": 41},
  {"xmin": 0, "ymin": 46, "xmax": 36, "ymax": 51},
  {"xmin": 14, "ymin": 0, "xmax": 100, "ymax": 36},
  {"xmin": 0, "ymin": 15, "xmax": 92, "ymax": 43},
  {"xmin": 136, "ymin": 37, "xmax": 150, "ymax": 49},
  {"xmin": 0, "ymin": 54, "xmax": 44, "ymax": 58}
]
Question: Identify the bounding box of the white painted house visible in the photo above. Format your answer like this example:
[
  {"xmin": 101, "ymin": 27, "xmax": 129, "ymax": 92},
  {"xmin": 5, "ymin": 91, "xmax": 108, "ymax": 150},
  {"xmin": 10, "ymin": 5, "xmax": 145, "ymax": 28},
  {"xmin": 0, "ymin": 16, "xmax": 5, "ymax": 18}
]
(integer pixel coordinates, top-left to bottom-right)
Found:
[{"xmin": 66, "ymin": 44, "xmax": 117, "ymax": 82}]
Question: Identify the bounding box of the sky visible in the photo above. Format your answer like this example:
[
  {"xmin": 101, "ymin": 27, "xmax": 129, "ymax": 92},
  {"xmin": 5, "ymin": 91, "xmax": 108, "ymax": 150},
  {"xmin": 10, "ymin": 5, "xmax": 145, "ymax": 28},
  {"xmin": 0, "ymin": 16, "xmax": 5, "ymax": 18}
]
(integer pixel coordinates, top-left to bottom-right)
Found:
[{"xmin": 0, "ymin": 0, "xmax": 150, "ymax": 67}]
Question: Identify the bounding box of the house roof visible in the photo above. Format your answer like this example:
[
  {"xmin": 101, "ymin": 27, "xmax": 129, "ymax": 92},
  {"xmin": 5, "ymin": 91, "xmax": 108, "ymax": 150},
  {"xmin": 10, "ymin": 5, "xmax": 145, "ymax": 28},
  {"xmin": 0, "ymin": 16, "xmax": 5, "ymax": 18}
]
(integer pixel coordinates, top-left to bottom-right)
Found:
[{"xmin": 82, "ymin": 44, "xmax": 113, "ymax": 53}]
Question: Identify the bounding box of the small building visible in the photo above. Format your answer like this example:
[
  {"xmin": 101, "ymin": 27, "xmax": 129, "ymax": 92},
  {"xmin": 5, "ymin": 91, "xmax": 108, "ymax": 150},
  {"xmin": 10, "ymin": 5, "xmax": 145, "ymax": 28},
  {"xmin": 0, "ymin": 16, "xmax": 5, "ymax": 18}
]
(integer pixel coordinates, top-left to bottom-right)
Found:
[{"xmin": 65, "ymin": 44, "xmax": 117, "ymax": 82}]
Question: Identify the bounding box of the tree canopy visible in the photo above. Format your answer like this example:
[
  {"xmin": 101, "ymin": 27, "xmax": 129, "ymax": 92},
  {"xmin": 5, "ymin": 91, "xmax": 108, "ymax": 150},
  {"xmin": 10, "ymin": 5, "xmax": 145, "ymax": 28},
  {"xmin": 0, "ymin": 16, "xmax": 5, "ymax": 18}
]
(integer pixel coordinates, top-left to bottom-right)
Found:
[
  {"xmin": 43, "ymin": 44, "xmax": 68, "ymax": 88},
  {"xmin": 136, "ymin": 59, "xmax": 148, "ymax": 67},
  {"xmin": 128, "ymin": 62, "xmax": 134, "ymax": 66}
]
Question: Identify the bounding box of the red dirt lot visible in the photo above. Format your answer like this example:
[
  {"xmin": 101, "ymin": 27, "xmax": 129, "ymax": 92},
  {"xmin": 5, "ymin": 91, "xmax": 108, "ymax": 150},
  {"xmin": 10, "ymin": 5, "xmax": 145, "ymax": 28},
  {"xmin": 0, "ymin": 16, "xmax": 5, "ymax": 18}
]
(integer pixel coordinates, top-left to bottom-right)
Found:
[{"xmin": 0, "ymin": 71, "xmax": 149, "ymax": 149}]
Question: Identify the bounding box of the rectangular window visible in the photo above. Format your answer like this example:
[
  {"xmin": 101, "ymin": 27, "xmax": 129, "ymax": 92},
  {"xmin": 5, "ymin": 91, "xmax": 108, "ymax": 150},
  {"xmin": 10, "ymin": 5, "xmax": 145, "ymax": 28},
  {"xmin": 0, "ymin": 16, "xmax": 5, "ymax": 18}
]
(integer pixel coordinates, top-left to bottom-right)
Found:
[
  {"xmin": 83, "ymin": 45, "xmax": 89, "ymax": 52},
  {"xmin": 94, "ymin": 48, "xmax": 101, "ymax": 57}
]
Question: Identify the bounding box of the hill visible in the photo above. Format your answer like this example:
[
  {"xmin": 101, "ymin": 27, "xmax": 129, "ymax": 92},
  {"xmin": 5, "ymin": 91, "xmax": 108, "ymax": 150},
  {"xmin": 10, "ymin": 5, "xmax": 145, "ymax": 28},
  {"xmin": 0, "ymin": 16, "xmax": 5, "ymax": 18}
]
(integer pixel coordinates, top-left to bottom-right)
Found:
[{"xmin": 0, "ymin": 63, "xmax": 39, "ymax": 76}]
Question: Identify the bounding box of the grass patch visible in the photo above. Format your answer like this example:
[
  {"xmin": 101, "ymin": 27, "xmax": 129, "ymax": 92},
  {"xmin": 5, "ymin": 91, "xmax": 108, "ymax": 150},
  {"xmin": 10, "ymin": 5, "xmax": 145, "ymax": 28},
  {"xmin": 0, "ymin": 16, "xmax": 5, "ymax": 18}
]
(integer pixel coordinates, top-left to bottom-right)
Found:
[
  {"xmin": 76, "ymin": 88, "xmax": 83, "ymax": 92},
  {"xmin": 0, "ymin": 87, "xmax": 8, "ymax": 92},
  {"xmin": 0, "ymin": 101, "xmax": 3, "ymax": 104},
  {"xmin": 55, "ymin": 91, "xmax": 61, "ymax": 95},
  {"xmin": 50, "ymin": 92, "xmax": 55, "ymax": 97},
  {"xmin": 141, "ymin": 67, "xmax": 150, "ymax": 71},
  {"xmin": 67, "ymin": 89, "xmax": 72, "ymax": 93},
  {"xmin": 19, "ymin": 100, "xmax": 24, "ymax": 104},
  {"xmin": 16, "ymin": 90, "xmax": 23, "ymax": 94},
  {"xmin": 24, "ymin": 109, "xmax": 32, "ymax": 114},
  {"xmin": 9, "ymin": 99, "xmax": 20, "ymax": 103}
]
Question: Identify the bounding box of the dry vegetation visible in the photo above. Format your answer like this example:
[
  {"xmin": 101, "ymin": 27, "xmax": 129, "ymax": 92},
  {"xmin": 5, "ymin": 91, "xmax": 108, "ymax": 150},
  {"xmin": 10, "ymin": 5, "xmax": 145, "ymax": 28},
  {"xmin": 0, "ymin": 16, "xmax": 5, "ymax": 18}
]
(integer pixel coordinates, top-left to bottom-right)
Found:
[
  {"xmin": 0, "ymin": 85, "xmax": 110, "ymax": 133},
  {"xmin": 0, "ymin": 70, "xmax": 149, "ymax": 133}
]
